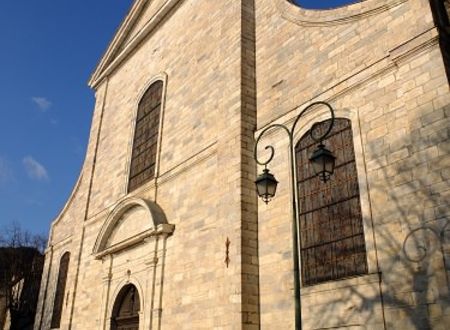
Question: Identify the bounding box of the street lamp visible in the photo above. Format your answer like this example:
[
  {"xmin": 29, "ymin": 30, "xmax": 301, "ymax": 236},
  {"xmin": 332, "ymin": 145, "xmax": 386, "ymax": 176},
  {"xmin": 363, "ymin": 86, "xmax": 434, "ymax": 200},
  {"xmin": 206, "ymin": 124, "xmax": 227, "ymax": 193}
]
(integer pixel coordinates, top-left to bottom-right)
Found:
[
  {"xmin": 255, "ymin": 168, "xmax": 278, "ymax": 204},
  {"xmin": 309, "ymin": 143, "xmax": 336, "ymax": 183},
  {"xmin": 253, "ymin": 101, "xmax": 336, "ymax": 330}
]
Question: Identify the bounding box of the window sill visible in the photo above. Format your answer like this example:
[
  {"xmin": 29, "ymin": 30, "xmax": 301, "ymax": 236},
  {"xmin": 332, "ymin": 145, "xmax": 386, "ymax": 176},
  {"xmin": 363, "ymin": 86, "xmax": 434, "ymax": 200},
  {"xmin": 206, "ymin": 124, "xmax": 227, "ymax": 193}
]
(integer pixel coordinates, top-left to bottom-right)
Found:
[{"xmin": 300, "ymin": 272, "xmax": 380, "ymax": 296}]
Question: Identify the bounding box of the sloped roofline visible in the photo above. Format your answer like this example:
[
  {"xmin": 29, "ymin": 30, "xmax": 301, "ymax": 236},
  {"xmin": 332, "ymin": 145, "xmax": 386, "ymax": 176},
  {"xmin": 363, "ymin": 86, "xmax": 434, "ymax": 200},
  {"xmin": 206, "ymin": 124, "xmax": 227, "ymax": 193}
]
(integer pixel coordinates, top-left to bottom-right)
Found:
[
  {"xmin": 88, "ymin": 0, "xmax": 145, "ymax": 88},
  {"xmin": 88, "ymin": 0, "xmax": 184, "ymax": 89}
]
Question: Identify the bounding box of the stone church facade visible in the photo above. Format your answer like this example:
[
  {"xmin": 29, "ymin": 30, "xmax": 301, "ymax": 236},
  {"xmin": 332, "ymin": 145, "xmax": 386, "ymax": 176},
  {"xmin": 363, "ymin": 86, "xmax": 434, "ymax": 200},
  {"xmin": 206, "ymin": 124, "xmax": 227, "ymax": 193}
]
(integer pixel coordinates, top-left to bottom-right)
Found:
[{"xmin": 34, "ymin": 0, "xmax": 450, "ymax": 329}]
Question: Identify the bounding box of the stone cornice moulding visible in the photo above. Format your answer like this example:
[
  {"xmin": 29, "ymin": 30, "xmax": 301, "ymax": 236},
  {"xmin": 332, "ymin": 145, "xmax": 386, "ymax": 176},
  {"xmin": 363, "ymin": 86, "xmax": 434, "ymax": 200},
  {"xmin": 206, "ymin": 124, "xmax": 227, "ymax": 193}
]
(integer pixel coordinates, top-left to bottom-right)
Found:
[
  {"xmin": 277, "ymin": 0, "xmax": 409, "ymax": 27},
  {"xmin": 158, "ymin": 141, "xmax": 217, "ymax": 185},
  {"xmin": 255, "ymin": 26, "xmax": 439, "ymax": 133},
  {"xmin": 46, "ymin": 236, "xmax": 73, "ymax": 255},
  {"xmin": 92, "ymin": 197, "xmax": 174, "ymax": 258},
  {"xmin": 83, "ymin": 141, "xmax": 217, "ymax": 224},
  {"xmin": 88, "ymin": 0, "xmax": 184, "ymax": 89},
  {"xmin": 94, "ymin": 224, "xmax": 174, "ymax": 259}
]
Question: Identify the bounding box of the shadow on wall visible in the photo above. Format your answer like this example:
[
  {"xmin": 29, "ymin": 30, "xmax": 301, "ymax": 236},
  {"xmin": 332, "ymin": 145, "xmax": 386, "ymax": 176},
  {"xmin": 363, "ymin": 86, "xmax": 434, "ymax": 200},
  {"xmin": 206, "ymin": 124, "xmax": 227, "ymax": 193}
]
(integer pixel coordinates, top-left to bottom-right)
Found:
[{"xmin": 308, "ymin": 105, "xmax": 449, "ymax": 329}]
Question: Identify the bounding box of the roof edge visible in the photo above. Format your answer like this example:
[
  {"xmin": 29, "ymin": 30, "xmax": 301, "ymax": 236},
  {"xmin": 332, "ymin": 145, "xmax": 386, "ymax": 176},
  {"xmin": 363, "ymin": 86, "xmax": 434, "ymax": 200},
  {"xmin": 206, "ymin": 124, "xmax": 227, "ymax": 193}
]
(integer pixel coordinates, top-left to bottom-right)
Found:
[{"xmin": 88, "ymin": 0, "xmax": 184, "ymax": 89}]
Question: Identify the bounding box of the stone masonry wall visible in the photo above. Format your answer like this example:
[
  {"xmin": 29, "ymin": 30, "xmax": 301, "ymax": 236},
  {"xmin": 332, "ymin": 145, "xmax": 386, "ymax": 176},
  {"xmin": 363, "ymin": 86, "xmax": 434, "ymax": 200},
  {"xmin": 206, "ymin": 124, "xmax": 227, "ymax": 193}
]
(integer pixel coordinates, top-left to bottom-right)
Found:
[
  {"xmin": 35, "ymin": 0, "xmax": 450, "ymax": 329},
  {"xmin": 255, "ymin": 0, "xmax": 449, "ymax": 329},
  {"xmin": 36, "ymin": 0, "xmax": 261, "ymax": 329}
]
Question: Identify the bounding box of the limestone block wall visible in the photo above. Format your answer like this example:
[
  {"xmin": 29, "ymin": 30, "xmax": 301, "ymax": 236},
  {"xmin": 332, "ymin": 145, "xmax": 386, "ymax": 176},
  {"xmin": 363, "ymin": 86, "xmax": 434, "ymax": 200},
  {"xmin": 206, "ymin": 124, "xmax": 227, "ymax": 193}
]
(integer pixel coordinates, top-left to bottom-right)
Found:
[
  {"xmin": 36, "ymin": 0, "xmax": 259, "ymax": 329},
  {"xmin": 35, "ymin": 0, "xmax": 450, "ymax": 329},
  {"xmin": 255, "ymin": 0, "xmax": 449, "ymax": 329}
]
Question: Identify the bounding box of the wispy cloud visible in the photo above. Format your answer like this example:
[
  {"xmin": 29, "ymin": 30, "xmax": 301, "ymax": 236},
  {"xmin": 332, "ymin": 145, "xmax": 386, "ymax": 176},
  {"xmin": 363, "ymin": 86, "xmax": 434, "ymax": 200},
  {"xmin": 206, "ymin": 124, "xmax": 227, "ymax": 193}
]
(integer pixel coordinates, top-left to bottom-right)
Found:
[
  {"xmin": 0, "ymin": 157, "xmax": 14, "ymax": 184},
  {"xmin": 32, "ymin": 97, "xmax": 52, "ymax": 111},
  {"xmin": 23, "ymin": 156, "xmax": 49, "ymax": 181}
]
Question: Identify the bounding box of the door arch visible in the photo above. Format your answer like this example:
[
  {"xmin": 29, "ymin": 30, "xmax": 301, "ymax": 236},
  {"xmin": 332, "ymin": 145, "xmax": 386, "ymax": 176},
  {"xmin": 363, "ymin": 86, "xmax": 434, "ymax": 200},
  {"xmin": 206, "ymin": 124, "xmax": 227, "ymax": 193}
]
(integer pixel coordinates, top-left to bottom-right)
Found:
[{"xmin": 111, "ymin": 284, "xmax": 140, "ymax": 330}]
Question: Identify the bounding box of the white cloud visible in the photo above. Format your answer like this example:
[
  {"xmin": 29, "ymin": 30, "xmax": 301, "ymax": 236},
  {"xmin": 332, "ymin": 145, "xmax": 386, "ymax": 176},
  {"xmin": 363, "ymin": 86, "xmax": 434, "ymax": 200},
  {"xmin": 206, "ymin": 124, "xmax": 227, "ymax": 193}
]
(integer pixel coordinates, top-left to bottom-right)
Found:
[
  {"xmin": 23, "ymin": 156, "xmax": 49, "ymax": 181},
  {"xmin": 32, "ymin": 97, "xmax": 52, "ymax": 111},
  {"xmin": 0, "ymin": 157, "xmax": 14, "ymax": 184}
]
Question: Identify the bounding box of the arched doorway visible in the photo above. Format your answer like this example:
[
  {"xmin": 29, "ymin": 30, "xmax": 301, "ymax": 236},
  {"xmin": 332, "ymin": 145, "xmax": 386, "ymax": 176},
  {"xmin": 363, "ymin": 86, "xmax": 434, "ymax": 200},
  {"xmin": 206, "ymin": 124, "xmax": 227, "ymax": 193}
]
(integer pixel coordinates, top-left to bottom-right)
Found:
[{"xmin": 111, "ymin": 284, "xmax": 140, "ymax": 330}]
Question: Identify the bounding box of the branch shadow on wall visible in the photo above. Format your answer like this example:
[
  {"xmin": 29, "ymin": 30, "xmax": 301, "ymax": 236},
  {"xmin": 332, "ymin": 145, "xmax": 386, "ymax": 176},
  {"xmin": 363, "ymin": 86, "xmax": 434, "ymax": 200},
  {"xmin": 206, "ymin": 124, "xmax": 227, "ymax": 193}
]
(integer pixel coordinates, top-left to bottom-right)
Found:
[{"xmin": 302, "ymin": 118, "xmax": 449, "ymax": 329}]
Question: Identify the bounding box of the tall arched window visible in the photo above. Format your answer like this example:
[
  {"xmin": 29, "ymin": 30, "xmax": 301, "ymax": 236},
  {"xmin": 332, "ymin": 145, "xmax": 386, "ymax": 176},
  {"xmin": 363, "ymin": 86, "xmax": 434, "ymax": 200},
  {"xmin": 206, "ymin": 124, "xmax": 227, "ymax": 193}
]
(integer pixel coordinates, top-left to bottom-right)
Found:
[
  {"xmin": 295, "ymin": 118, "xmax": 367, "ymax": 286},
  {"xmin": 128, "ymin": 80, "xmax": 163, "ymax": 192},
  {"xmin": 51, "ymin": 252, "xmax": 70, "ymax": 328}
]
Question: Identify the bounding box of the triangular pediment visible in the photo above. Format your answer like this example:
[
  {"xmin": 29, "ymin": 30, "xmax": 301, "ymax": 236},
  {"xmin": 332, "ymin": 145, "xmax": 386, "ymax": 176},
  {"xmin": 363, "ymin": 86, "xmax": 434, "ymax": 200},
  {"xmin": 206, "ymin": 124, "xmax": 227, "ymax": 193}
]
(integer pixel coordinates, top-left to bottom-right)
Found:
[
  {"xmin": 118, "ymin": 0, "xmax": 168, "ymax": 53},
  {"xmin": 89, "ymin": 0, "xmax": 184, "ymax": 88}
]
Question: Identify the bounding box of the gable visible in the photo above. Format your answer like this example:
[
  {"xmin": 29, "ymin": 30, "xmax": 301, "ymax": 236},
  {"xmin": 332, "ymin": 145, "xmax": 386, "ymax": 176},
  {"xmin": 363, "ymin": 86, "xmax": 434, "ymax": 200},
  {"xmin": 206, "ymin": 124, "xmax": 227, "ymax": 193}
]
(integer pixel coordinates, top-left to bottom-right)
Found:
[
  {"xmin": 88, "ymin": 0, "xmax": 184, "ymax": 88},
  {"xmin": 118, "ymin": 0, "xmax": 167, "ymax": 54}
]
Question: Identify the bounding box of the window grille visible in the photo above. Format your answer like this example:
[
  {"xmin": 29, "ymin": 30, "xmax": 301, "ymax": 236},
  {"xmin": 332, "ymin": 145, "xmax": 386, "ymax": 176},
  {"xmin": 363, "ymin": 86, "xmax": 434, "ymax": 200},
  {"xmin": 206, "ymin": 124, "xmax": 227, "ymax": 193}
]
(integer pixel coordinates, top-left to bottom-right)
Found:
[
  {"xmin": 128, "ymin": 80, "xmax": 163, "ymax": 192},
  {"xmin": 51, "ymin": 252, "xmax": 70, "ymax": 328},
  {"xmin": 295, "ymin": 118, "xmax": 367, "ymax": 286}
]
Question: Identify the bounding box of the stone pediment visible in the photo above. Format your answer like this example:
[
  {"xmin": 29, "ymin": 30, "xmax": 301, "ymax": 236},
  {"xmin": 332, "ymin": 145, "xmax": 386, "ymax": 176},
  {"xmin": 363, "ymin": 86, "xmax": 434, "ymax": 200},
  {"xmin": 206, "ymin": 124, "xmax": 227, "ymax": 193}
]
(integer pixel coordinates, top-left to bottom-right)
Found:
[
  {"xmin": 93, "ymin": 197, "xmax": 174, "ymax": 258},
  {"xmin": 88, "ymin": 0, "xmax": 184, "ymax": 88}
]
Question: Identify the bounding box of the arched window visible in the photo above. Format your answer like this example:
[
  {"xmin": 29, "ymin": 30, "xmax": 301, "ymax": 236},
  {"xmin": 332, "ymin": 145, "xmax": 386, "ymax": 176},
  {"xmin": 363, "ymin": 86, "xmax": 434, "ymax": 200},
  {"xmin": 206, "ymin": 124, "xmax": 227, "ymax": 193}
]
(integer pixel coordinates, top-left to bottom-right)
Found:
[
  {"xmin": 128, "ymin": 80, "xmax": 163, "ymax": 192},
  {"xmin": 111, "ymin": 284, "xmax": 140, "ymax": 330},
  {"xmin": 51, "ymin": 252, "xmax": 70, "ymax": 328},
  {"xmin": 295, "ymin": 118, "xmax": 367, "ymax": 286},
  {"xmin": 291, "ymin": 0, "xmax": 360, "ymax": 10}
]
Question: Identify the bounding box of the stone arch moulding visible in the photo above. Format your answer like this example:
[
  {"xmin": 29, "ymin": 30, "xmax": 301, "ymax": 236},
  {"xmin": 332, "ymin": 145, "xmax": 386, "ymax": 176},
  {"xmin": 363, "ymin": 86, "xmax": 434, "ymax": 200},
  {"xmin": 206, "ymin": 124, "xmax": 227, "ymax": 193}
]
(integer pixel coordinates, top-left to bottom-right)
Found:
[
  {"xmin": 109, "ymin": 278, "xmax": 145, "ymax": 319},
  {"xmin": 92, "ymin": 197, "xmax": 174, "ymax": 258},
  {"xmin": 276, "ymin": 0, "xmax": 409, "ymax": 27}
]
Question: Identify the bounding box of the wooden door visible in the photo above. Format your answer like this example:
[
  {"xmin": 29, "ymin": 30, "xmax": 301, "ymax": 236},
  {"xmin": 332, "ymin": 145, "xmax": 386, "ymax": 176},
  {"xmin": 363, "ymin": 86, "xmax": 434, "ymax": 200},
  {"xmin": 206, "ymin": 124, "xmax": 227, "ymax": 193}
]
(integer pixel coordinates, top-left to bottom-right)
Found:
[{"xmin": 111, "ymin": 284, "xmax": 140, "ymax": 330}]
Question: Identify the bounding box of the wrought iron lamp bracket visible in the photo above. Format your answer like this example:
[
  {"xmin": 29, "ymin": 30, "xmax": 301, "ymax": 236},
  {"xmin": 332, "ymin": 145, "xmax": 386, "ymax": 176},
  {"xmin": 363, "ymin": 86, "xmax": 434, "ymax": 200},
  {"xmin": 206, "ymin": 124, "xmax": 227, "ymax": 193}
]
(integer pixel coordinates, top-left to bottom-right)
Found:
[
  {"xmin": 253, "ymin": 101, "xmax": 336, "ymax": 330},
  {"xmin": 254, "ymin": 101, "xmax": 336, "ymax": 168}
]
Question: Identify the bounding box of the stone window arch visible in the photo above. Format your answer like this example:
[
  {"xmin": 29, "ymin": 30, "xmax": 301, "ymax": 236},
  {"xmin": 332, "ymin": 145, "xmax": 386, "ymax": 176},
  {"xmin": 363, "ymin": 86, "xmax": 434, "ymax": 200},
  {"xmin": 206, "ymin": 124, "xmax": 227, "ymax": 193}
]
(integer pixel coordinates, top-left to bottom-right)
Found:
[
  {"xmin": 295, "ymin": 118, "xmax": 368, "ymax": 286},
  {"xmin": 51, "ymin": 252, "xmax": 70, "ymax": 328},
  {"xmin": 128, "ymin": 80, "xmax": 164, "ymax": 192}
]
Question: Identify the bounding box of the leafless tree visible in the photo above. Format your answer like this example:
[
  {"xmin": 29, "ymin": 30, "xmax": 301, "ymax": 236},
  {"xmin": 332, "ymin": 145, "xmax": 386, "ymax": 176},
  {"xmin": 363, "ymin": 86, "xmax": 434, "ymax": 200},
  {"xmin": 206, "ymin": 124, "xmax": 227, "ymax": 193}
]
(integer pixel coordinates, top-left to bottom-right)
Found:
[{"xmin": 0, "ymin": 222, "xmax": 47, "ymax": 330}]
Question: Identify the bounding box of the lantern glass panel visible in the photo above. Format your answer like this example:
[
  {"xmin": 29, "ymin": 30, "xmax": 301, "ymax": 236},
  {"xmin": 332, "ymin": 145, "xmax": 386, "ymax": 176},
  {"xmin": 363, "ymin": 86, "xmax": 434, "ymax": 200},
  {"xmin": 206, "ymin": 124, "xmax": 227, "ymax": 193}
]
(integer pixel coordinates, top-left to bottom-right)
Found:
[
  {"xmin": 255, "ymin": 169, "xmax": 278, "ymax": 203},
  {"xmin": 310, "ymin": 144, "xmax": 336, "ymax": 183}
]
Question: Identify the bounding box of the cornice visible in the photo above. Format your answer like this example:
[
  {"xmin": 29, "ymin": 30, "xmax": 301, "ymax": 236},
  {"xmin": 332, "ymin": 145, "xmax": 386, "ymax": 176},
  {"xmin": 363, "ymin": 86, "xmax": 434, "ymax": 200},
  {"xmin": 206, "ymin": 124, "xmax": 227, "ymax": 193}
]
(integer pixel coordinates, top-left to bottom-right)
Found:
[
  {"xmin": 277, "ymin": 0, "xmax": 409, "ymax": 27},
  {"xmin": 256, "ymin": 27, "xmax": 439, "ymax": 133},
  {"xmin": 93, "ymin": 224, "xmax": 175, "ymax": 259},
  {"xmin": 89, "ymin": 0, "xmax": 184, "ymax": 89}
]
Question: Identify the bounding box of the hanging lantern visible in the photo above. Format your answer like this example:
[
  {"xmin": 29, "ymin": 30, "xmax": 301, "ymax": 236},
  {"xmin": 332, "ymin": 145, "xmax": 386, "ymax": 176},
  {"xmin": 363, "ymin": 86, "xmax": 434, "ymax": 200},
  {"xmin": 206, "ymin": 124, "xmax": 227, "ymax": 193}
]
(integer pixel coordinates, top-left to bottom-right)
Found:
[
  {"xmin": 309, "ymin": 143, "xmax": 336, "ymax": 183},
  {"xmin": 255, "ymin": 168, "xmax": 278, "ymax": 204}
]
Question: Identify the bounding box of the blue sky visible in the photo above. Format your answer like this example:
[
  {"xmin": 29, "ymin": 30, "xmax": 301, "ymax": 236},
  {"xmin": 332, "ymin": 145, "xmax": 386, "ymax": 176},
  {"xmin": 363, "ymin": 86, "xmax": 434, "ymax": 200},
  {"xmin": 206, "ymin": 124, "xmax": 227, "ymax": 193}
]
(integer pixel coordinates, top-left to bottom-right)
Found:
[
  {"xmin": 0, "ymin": 0, "xmax": 356, "ymax": 237},
  {"xmin": 294, "ymin": 0, "xmax": 359, "ymax": 9},
  {"xmin": 0, "ymin": 1, "xmax": 133, "ymax": 236}
]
